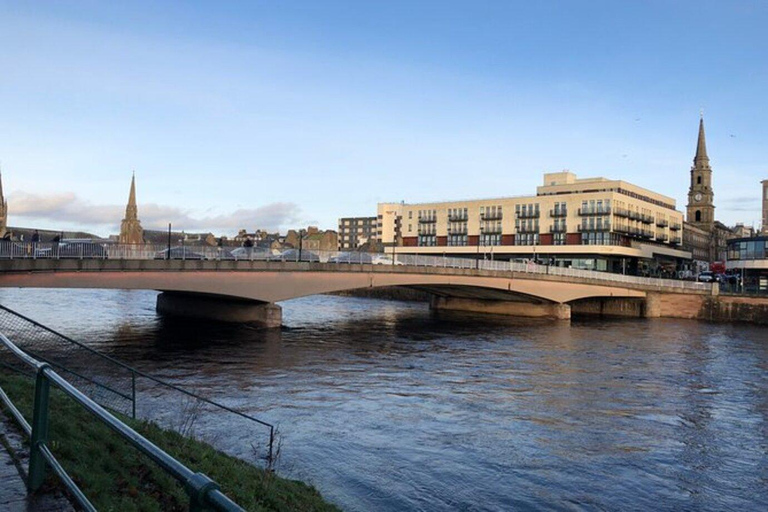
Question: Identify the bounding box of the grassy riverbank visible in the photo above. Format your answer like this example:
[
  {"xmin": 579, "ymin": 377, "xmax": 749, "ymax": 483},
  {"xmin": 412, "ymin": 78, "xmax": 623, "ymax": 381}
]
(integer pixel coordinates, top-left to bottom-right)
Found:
[{"xmin": 0, "ymin": 370, "xmax": 340, "ymax": 511}]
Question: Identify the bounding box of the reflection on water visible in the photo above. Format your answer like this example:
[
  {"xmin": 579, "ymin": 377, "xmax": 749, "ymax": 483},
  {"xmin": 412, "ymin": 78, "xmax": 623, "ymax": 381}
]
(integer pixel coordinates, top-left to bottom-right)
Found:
[{"xmin": 1, "ymin": 288, "xmax": 767, "ymax": 511}]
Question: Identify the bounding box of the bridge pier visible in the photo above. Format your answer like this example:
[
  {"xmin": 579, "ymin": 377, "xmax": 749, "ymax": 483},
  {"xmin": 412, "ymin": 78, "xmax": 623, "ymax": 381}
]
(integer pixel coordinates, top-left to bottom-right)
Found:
[
  {"xmin": 156, "ymin": 292, "xmax": 282, "ymax": 327},
  {"xmin": 430, "ymin": 296, "xmax": 571, "ymax": 320}
]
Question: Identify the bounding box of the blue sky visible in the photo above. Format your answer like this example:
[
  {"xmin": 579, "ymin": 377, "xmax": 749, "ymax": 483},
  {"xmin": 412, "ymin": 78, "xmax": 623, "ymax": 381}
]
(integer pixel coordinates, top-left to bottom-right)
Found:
[{"xmin": 1, "ymin": 1, "xmax": 766, "ymax": 235}]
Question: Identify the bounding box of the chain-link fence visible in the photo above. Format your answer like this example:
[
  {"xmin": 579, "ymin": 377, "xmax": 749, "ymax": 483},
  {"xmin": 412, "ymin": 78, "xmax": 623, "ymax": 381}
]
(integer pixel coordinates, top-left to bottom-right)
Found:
[{"xmin": 0, "ymin": 304, "xmax": 275, "ymax": 464}]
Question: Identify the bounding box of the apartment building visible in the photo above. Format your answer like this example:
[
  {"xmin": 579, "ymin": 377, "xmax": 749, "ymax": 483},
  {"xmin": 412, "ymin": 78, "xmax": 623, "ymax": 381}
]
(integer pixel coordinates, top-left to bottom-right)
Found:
[
  {"xmin": 338, "ymin": 216, "xmax": 378, "ymax": 250},
  {"xmin": 378, "ymin": 171, "xmax": 691, "ymax": 275}
]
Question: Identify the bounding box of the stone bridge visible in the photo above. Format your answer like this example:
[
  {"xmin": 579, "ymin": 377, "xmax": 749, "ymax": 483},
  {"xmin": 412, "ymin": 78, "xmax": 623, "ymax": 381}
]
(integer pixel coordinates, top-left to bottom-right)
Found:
[{"xmin": 0, "ymin": 259, "xmax": 714, "ymax": 327}]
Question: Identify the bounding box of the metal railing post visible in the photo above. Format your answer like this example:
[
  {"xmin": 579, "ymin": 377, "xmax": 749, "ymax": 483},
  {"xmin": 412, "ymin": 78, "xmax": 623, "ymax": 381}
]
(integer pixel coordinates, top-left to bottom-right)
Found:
[
  {"xmin": 131, "ymin": 371, "xmax": 137, "ymax": 419},
  {"xmin": 268, "ymin": 426, "xmax": 275, "ymax": 468},
  {"xmin": 29, "ymin": 365, "xmax": 52, "ymax": 491},
  {"xmin": 186, "ymin": 472, "xmax": 221, "ymax": 512}
]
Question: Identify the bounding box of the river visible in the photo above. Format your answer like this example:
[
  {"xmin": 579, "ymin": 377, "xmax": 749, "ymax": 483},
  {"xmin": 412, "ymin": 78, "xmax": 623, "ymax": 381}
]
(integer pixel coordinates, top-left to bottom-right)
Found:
[{"xmin": 0, "ymin": 288, "xmax": 766, "ymax": 511}]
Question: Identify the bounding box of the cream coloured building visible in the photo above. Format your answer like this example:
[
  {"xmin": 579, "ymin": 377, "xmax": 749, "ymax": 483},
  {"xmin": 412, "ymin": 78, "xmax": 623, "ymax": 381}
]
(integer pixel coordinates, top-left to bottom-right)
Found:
[{"xmin": 378, "ymin": 171, "xmax": 691, "ymax": 275}]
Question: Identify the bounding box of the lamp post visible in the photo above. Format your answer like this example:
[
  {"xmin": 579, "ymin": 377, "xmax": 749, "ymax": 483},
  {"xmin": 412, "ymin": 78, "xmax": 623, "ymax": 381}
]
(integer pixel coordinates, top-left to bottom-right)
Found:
[
  {"xmin": 477, "ymin": 226, "xmax": 483, "ymax": 270},
  {"xmin": 298, "ymin": 229, "xmax": 306, "ymax": 261},
  {"xmin": 167, "ymin": 223, "xmax": 172, "ymax": 260}
]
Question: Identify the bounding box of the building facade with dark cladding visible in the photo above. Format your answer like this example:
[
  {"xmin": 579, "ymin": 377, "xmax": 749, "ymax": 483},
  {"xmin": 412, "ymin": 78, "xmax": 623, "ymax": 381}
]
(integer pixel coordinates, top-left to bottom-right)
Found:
[{"xmin": 338, "ymin": 216, "xmax": 378, "ymax": 250}]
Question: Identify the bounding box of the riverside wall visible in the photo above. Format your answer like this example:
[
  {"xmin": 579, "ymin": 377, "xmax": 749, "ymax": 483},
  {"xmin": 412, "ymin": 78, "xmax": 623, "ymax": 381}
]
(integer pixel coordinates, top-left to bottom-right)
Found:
[
  {"xmin": 337, "ymin": 288, "xmax": 768, "ymax": 325},
  {"xmin": 571, "ymin": 293, "xmax": 768, "ymax": 325}
]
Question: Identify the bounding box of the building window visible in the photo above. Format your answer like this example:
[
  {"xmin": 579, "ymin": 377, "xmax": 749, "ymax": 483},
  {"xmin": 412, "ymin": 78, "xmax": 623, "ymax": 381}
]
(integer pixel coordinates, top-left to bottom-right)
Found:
[
  {"xmin": 697, "ymin": 176, "xmax": 702, "ymax": 185},
  {"xmin": 695, "ymin": 210, "xmax": 701, "ymax": 222}
]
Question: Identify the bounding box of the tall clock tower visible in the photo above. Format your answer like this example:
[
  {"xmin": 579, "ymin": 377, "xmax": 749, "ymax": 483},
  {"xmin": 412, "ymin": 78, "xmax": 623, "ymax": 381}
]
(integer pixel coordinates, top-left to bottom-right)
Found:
[{"xmin": 686, "ymin": 116, "xmax": 715, "ymax": 229}]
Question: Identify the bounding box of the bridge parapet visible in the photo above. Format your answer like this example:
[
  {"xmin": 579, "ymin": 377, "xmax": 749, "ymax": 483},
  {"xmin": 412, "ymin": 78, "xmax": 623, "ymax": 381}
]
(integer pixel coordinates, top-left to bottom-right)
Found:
[
  {"xmin": 0, "ymin": 255, "xmax": 714, "ymax": 296},
  {"xmin": 0, "ymin": 242, "xmax": 709, "ymax": 292}
]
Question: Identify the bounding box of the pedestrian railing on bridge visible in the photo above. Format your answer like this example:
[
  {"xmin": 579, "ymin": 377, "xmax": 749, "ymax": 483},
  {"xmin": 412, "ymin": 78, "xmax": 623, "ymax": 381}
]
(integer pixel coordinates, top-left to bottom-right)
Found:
[
  {"xmin": 0, "ymin": 241, "xmax": 711, "ymax": 292},
  {"xmin": 0, "ymin": 331, "xmax": 245, "ymax": 512}
]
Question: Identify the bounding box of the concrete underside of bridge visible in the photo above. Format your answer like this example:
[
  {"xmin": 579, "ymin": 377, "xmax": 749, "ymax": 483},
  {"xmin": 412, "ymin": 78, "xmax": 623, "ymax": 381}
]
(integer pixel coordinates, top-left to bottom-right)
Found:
[
  {"xmin": 156, "ymin": 292, "xmax": 282, "ymax": 327},
  {"xmin": 430, "ymin": 296, "xmax": 572, "ymax": 319}
]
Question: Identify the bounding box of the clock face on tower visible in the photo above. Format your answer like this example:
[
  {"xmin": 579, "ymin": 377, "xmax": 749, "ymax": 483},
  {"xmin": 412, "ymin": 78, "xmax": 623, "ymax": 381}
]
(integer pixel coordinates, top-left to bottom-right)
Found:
[{"xmin": 694, "ymin": 193, "xmax": 702, "ymax": 201}]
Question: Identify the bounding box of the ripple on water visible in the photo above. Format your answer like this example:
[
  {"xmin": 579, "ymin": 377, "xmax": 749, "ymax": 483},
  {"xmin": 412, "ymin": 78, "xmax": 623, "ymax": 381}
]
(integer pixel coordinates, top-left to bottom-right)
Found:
[{"xmin": 0, "ymin": 289, "xmax": 767, "ymax": 511}]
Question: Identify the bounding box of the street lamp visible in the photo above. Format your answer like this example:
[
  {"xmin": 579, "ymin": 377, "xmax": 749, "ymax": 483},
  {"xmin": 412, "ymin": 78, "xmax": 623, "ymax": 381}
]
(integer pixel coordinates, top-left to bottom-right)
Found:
[
  {"xmin": 477, "ymin": 225, "xmax": 483, "ymax": 269},
  {"xmin": 298, "ymin": 228, "xmax": 306, "ymax": 261},
  {"xmin": 167, "ymin": 223, "xmax": 172, "ymax": 260}
]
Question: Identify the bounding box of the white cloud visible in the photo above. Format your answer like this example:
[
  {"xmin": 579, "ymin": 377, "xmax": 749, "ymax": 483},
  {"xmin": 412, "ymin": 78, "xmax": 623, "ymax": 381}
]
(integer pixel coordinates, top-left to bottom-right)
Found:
[{"xmin": 7, "ymin": 192, "xmax": 302, "ymax": 234}]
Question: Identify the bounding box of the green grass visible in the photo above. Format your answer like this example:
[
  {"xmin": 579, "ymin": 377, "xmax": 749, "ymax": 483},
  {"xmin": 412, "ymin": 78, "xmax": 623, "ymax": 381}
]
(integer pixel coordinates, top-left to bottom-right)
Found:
[{"xmin": 0, "ymin": 370, "xmax": 341, "ymax": 512}]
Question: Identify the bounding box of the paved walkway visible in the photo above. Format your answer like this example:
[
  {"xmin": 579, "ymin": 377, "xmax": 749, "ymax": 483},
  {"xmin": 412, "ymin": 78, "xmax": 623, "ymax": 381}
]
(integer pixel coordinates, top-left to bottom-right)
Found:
[
  {"xmin": 0, "ymin": 443, "xmax": 29, "ymax": 511},
  {"xmin": 0, "ymin": 417, "xmax": 73, "ymax": 512}
]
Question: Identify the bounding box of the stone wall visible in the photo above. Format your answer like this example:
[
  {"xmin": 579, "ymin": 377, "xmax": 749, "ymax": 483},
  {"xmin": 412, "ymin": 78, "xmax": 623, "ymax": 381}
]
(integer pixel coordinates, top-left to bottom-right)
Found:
[
  {"xmin": 572, "ymin": 293, "xmax": 768, "ymax": 325},
  {"xmin": 700, "ymin": 296, "xmax": 768, "ymax": 325}
]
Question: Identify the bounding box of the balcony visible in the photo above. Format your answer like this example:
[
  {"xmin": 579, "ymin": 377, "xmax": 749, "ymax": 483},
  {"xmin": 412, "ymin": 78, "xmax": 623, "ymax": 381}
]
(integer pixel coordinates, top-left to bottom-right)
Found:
[
  {"xmin": 671, "ymin": 236, "xmax": 682, "ymax": 245},
  {"xmin": 656, "ymin": 233, "xmax": 669, "ymax": 242},
  {"xmin": 614, "ymin": 207, "xmax": 630, "ymax": 218},
  {"xmin": 447, "ymin": 226, "xmax": 468, "ymax": 235},
  {"xmin": 670, "ymin": 223, "xmax": 682, "ymax": 231},
  {"xmin": 656, "ymin": 219, "xmax": 669, "ymax": 228},
  {"xmin": 418, "ymin": 217, "xmax": 437, "ymax": 224},
  {"xmin": 448, "ymin": 212, "xmax": 468, "ymax": 222},
  {"xmin": 517, "ymin": 210, "xmax": 540, "ymax": 219},
  {"xmin": 578, "ymin": 222, "xmax": 611, "ymax": 232},
  {"xmin": 480, "ymin": 212, "xmax": 503, "ymax": 221},
  {"xmin": 550, "ymin": 224, "xmax": 567, "ymax": 233},
  {"xmin": 549, "ymin": 209, "xmax": 568, "ymax": 218},
  {"xmin": 639, "ymin": 214, "xmax": 655, "ymax": 224},
  {"xmin": 578, "ymin": 207, "xmax": 611, "ymax": 216},
  {"xmin": 480, "ymin": 225, "xmax": 502, "ymax": 234},
  {"xmin": 517, "ymin": 225, "xmax": 540, "ymax": 234},
  {"xmin": 615, "ymin": 225, "xmax": 652, "ymax": 238}
]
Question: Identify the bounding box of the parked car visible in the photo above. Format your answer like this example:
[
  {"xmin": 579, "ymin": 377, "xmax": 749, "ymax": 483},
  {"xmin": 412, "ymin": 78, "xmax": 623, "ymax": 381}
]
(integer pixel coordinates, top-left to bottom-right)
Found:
[
  {"xmin": 697, "ymin": 271, "xmax": 716, "ymax": 283},
  {"xmin": 268, "ymin": 249, "xmax": 320, "ymax": 262},
  {"xmin": 371, "ymin": 255, "xmax": 403, "ymax": 265},
  {"xmin": 154, "ymin": 247, "xmax": 205, "ymax": 260},
  {"xmin": 58, "ymin": 242, "xmax": 108, "ymax": 259},
  {"xmin": 328, "ymin": 252, "xmax": 374, "ymax": 264},
  {"xmin": 229, "ymin": 247, "xmax": 271, "ymax": 260}
]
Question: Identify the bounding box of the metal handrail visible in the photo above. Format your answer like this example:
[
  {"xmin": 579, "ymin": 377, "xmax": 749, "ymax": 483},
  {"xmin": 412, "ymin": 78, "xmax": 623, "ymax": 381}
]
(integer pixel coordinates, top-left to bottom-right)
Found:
[{"xmin": 0, "ymin": 333, "xmax": 244, "ymax": 512}]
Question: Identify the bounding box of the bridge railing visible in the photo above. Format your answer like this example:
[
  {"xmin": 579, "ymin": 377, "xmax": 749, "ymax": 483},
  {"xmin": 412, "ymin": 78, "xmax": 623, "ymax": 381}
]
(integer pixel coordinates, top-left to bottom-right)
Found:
[{"xmin": 0, "ymin": 241, "xmax": 711, "ymax": 292}]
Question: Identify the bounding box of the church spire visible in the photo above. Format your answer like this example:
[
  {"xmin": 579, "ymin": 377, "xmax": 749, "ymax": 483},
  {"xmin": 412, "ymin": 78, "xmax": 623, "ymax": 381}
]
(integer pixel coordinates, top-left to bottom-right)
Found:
[
  {"xmin": 125, "ymin": 171, "xmax": 138, "ymax": 220},
  {"xmin": 119, "ymin": 172, "xmax": 144, "ymax": 244},
  {"xmin": 694, "ymin": 115, "xmax": 709, "ymax": 166}
]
